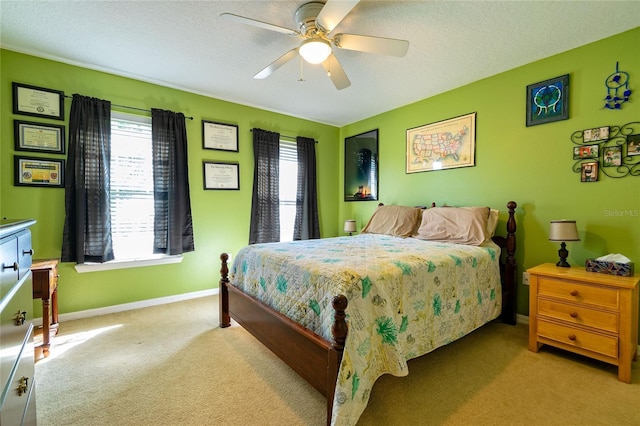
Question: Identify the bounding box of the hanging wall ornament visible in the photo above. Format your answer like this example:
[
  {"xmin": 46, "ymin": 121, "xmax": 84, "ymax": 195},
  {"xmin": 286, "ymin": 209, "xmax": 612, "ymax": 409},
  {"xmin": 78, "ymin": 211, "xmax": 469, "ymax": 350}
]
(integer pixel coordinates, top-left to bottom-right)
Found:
[{"xmin": 604, "ymin": 62, "xmax": 632, "ymax": 109}]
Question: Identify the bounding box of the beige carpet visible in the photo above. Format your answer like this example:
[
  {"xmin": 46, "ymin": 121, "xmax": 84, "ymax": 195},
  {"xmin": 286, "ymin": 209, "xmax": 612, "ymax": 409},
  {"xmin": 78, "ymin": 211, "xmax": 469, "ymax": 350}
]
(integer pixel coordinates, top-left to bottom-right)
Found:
[{"xmin": 35, "ymin": 295, "xmax": 640, "ymax": 425}]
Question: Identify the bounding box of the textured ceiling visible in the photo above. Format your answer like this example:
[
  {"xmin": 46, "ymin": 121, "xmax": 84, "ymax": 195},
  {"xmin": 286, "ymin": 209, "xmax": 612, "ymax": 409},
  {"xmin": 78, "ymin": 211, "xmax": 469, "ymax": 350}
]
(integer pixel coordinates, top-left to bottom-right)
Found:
[{"xmin": 1, "ymin": 1, "xmax": 638, "ymax": 127}]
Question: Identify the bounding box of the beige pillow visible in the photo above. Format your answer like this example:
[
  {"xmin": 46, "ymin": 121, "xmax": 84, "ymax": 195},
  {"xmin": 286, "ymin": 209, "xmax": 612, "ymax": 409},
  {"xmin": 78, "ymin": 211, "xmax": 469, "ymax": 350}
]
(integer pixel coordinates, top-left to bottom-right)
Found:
[
  {"xmin": 415, "ymin": 206, "xmax": 490, "ymax": 245},
  {"xmin": 361, "ymin": 205, "xmax": 422, "ymax": 238}
]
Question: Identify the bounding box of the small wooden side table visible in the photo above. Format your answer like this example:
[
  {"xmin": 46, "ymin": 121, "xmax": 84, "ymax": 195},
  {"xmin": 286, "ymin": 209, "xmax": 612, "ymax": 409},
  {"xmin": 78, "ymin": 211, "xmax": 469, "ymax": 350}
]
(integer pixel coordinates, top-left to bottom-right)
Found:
[
  {"xmin": 31, "ymin": 258, "xmax": 59, "ymax": 357},
  {"xmin": 528, "ymin": 263, "xmax": 639, "ymax": 383}
]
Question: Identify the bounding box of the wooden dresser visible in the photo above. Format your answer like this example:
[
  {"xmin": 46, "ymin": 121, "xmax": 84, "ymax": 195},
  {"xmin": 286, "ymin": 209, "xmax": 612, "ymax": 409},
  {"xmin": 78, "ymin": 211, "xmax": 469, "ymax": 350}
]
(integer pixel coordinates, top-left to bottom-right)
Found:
[
  {"xmin": 528, "ymin": 263, "xmax": 639, "ymax": 383},
  {"xmin": 0, "ymin": 219, "xmax": 37, "ymax": 425}
]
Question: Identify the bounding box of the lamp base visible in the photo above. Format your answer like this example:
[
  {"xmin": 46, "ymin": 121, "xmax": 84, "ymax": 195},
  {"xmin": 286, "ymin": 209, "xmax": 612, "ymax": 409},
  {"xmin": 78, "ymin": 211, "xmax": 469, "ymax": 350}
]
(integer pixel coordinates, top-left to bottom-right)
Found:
[{"xmin": 556, "ymin": 242, "xmax": 571, "ymax": 267}]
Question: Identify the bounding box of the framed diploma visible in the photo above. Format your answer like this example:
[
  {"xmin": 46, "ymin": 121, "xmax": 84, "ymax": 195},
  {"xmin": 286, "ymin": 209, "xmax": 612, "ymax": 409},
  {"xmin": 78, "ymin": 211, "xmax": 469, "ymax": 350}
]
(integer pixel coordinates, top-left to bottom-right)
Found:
[
  {"xmin": 12, "ymin": 82, "xmax": 65, "ymax": 121},
  {"xmin": 14, "ymin": 120, "xmax": 66, "ymax": 154},
  {"xmin": 203, "ymin": 161, "xmax": 239, "ymax": 190},
  {"xmin": 14, "ymin": 155, "xmax": 65, "ymax": 188},
  {"xmin": 202, "ymin": 120, "xmax": 239, "ymax": 152}
]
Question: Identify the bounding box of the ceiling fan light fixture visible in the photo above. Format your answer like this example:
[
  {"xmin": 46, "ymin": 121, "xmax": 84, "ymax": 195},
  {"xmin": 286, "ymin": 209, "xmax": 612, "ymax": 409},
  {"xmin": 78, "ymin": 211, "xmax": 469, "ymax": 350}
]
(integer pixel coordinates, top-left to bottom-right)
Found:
[{"xmin": 299, "ymin": 38, "xmax": 331, "ymax": 64}]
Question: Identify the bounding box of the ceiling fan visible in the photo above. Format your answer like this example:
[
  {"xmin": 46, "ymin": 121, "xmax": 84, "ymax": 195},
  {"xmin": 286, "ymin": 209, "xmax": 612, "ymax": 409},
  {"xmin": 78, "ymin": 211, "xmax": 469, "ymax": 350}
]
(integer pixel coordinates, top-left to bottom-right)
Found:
[{"xmin": 221, "ymin": 0, "xmax": 409, "ymax": 90}]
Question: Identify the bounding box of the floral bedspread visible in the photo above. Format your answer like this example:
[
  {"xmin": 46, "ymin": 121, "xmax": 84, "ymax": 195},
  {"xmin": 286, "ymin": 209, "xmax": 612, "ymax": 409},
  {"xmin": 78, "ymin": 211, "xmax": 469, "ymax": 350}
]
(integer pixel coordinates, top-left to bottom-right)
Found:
[{"xmin": 230, "ymin": 234, "xmax": 502, "ymax": 426}]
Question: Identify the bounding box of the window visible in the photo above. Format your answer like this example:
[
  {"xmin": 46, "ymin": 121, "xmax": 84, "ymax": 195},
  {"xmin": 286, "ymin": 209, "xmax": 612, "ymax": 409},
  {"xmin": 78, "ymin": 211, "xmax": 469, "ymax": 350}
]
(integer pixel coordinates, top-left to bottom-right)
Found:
[
  {"xmin": 279, "ymin": 140, "xmax": 298, "ymax": 242},
  {"xmin": 110, "ymin": 112, "xmax": 155, "ymax": 259}
]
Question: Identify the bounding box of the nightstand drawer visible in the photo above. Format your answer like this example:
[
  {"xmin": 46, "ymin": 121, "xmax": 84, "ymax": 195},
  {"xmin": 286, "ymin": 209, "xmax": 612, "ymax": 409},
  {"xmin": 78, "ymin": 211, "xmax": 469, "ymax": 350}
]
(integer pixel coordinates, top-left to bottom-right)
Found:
[
  {"xmin": 538, "ymin": 277, "xmax": 618, "ymax": 309},
  {"xmin": 538, "ymin": 299, "xmax": 619, "ymax": 333},
  {"xmin": 538, "ymin": 319, "xmax": 618, "ymax": 358}
]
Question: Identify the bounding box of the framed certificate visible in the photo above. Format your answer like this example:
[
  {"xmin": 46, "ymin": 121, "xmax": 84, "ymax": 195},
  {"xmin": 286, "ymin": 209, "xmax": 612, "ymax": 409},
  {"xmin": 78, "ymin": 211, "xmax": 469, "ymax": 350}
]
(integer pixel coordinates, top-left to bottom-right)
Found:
[
  {"xmin": 14, "ymin": 120, "xmax": 66, "ymax": 154},
  {"xmin": 14, "ymin": 155, "xmax": 65, "ymax": 187},
  {"xmin": 202, "ymin": 120, "xmax": 239, "ymax": 152},
  {"xmin": 203, "ymin": 161, "xmax": 239, "ymax": 190},
  {"xmin": 12, "ymin": 82, "xmax": 65, "ymax": 121}
]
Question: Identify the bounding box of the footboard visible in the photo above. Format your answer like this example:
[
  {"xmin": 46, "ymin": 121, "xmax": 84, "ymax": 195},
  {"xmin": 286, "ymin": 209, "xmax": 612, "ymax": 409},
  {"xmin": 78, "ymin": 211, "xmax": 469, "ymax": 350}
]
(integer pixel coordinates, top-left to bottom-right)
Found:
[{"xmin": 219, "ymin": 253, "xmax": 347, "ymax": 424}]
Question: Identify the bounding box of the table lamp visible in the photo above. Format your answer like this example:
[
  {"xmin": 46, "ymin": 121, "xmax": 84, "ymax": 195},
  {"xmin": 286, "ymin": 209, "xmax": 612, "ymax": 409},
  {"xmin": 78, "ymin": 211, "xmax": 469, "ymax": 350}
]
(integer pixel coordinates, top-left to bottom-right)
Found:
[
  {"xmin": 344, "ymin": 220, "xmax": 356, "ymax": 236},
  {"xmin": 549, "ymin": 220, "xmax": 580, "ymax": 267}
]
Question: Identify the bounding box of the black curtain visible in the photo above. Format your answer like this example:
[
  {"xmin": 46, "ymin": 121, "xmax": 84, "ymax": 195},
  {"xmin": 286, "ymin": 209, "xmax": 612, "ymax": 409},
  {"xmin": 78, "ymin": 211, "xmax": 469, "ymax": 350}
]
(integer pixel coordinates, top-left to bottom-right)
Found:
[
  {"xmin": 293, "ymin": 136, "xmax": 320, "ymax": 240},
  {"xmin": 151, "ymin": 109, "xmax": 195, "ymax": 255},
  {"xmin": 61, "ymin": 95, "xmax": 114, "ymax": 263},
  {"xmin": 249, "ymin": 128, "xmax": 280, "ymax": 244}
]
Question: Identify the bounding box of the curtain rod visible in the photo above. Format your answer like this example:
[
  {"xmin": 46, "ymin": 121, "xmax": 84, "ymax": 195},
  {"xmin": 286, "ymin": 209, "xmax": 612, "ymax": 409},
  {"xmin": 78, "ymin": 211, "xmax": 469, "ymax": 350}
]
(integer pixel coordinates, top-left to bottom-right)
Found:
[
  {"xmin": 64, "ymin": 95, "xmax": 193, "ymax": 120},
  {"xmin": 250, "ymin": 128, "xmax": 317, "ymax": 143}
]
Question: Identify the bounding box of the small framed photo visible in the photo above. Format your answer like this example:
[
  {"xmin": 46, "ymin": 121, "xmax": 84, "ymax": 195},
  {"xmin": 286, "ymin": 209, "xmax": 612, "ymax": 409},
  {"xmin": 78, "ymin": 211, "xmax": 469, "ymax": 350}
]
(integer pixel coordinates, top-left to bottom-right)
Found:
[
  {"xmin": 573, "ymin": 144, "xmax": 599, "ymax": 160},
  {"xmin": 203, "ymin": 161, "xmax": 239, "ymax": 190},
  {"xmin": 582, "ymin": 126, "xmax": 610, "ymax": 142},
  {"xmin": 14, "ymin": 155, "xmax": 65, "ymax": 187},
  {"xmin": 12, "ymin": 82, "xmax": 65, "ymax": 121},
  {"xmin": 526, "ymin": 74, "xmax": 569, "ymax": 126},
  {"xmin": 580, "ymin": 161, "xmax": 599, "ymax": 182},
  {"xmin": 627, "ymin": 134, "xmax": 640, "ymax": 156},
  {"xmin": 202, "ymin": 120, "xmax": 239, "ymax": 152},
  {"xmin": 602, "ymin": 146, "xmax": 622, "ymax": 167},
  {"xmin": 14, "ymin": 120, "xmax": 65, "ymax": 154}
]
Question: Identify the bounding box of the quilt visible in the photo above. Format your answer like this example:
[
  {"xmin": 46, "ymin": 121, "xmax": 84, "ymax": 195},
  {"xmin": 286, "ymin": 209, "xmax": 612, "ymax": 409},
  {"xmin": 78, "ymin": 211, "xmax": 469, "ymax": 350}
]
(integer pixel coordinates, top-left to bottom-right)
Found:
[{"xmin": 230, "ymin": 234, "xmax": 502, "ymax": 425}]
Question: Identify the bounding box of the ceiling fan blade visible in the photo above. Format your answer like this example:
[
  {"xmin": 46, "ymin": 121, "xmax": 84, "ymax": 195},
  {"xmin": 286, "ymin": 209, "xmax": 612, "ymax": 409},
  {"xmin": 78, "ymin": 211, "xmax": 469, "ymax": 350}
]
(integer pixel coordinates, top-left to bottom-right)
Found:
[
  {"xmin": 316, "ymin": 0, "xmax": 359, "ymax": 33},
  {"xmin": 220, "ymin": 13, "xmax": 298, "ymax": 36},
  {"xmin": 322, "ymin": 53, "xmax": 351, "ymax": 90},
  {"xmin": 254, "ymin": 48, "xmax": 300, "ymax": 79},
  {"xmin": 334, "ymin": 33, "xmax": 409, "ymax": 57}
]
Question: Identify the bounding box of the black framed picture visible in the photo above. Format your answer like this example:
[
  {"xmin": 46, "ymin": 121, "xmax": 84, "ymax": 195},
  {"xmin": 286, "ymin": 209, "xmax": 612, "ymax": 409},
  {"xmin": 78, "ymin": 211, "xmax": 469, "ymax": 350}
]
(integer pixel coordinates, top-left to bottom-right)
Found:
[
  {"xmin": 526, "ymin": 74, "xmax": 569, "ymax": 127},
  {"xmin": 14, "ymin": 155, "xmax": 65, "ymax": 187},
  {"xmin": 203, "ymin": 161, "xmax": 239, "ymax": 190},
  {"xmin": 573, "ymin": 144, "xmax": 599, "ymax": 160},
  {"xmin": 344, "ymin": 129, "xmax": 378, "ymax": 202},
  {"xmin": 202, "ymin": 120, "xmax": 239, "ymax": 152},
  {"xmin": 12, "ymin": 82, "xmax": 65, "ymax": 121},
  {"xmin": 14, "ymin": 120, "xmax": 66, "ymax": 154}
]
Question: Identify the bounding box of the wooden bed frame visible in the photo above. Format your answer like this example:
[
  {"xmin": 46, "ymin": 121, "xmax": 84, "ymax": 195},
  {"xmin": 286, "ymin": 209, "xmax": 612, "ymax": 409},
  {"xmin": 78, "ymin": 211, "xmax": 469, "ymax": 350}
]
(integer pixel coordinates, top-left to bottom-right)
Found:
[{"xmin": 219, "ymin": 201, "xmax": 517, "ymax": 425}]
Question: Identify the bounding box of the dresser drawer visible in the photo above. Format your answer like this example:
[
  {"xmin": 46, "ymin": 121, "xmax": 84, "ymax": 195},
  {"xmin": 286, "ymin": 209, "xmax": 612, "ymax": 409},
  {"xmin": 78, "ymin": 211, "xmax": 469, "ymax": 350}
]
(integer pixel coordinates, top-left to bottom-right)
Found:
[
  {"xmin": 0, "ymin": 237, "xmax": 19, "ymax": 300},
  {"xmin": 537, "ymin": 318, "xmax": 618, "ymax": 358},
  {"xmin": 538, "ymin": 299, "xmax": 619, "ymax": 333},
  {"xmin": 538, "ymin": 277, "xmax": 618, "ymax": 310},
  {"xmin": 0, "ymin": 325, "xmax": 35, "ymax": 426},
  {"xmin": 0, "ymin": 274, "xmax": 33, "ymax": 391}
]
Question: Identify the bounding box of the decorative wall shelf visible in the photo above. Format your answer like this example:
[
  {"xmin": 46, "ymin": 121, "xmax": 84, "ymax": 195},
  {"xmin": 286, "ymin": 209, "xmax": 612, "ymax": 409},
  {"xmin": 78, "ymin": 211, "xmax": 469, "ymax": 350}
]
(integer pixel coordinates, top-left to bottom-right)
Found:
[{"xmin": 571, "ymin": 121, "xmax": 640, "ymax": 179}]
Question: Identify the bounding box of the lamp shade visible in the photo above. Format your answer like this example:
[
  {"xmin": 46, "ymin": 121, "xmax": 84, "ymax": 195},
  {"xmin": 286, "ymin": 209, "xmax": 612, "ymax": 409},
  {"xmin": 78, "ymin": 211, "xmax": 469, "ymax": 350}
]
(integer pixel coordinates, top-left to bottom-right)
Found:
[
  {"xmin": 549, "ymin": 220, "xmax": 580, "ymax": 241},
  {"xmin": 344, "ymin": 219, "xmax": 357, "ymax": 233},
  {"xmin": 299, "ymin": 38, "xmax": 331, "ymax": 64}
]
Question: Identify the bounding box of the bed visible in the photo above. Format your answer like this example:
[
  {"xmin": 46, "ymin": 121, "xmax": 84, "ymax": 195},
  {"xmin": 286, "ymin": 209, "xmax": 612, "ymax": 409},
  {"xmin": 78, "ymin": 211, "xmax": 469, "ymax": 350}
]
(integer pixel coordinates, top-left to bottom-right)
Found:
[{"xmin": 219, "ymin": 201, "xmax": 517, "ymax": 425}]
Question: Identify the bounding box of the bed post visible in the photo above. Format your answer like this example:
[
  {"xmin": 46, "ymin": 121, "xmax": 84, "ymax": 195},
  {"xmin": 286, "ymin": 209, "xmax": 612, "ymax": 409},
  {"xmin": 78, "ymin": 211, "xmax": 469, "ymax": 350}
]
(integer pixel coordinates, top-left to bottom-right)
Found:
[
  {"xmin": 502, "ymin": 201, "xmax": 517, "ymax": 325},
  {"xmin": 220, "ymin": 253, "xmax": 231, "ymax": 328},
  {"xmin": 326, "ymin": 294, "xmax": 348, "ymax": 426}
]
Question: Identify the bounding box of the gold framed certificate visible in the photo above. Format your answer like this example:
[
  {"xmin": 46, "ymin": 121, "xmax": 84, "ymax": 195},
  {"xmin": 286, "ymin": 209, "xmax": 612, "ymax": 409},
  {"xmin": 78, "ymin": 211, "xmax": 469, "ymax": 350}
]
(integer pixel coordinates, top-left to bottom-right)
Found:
[
  {"xmin": 202, "ymin": 120, "xmax": 239, "ymax": 152},
  {"xmin": 203, "ymin": 161, "xmax": 239, "ymax": 190},
  {"xmin": 14, "ymin": 120, "xmax": 65, "ymax": 154},
  {"xmin": 14, "ymin": 156, "xmax": 65, "ymax": 188},
  {"xmin": 12, "ymin": 82, "xmax": 65, "ymax": 120}
]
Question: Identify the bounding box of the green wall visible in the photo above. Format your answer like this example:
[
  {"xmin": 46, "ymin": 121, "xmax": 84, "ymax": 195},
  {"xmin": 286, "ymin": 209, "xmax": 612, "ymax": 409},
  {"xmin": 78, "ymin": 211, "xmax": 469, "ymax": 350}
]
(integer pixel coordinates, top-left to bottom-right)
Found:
[
  {"xmin": 2, "ymin": 28, "xmax": 639, "ymax": 325},
  {"xmin": 340, "ymin": 28, "xmax": 640, "ymax": 317},
  {"xmin": 1, "ymin": 50, "xmax": 339, "ymax": 315}
]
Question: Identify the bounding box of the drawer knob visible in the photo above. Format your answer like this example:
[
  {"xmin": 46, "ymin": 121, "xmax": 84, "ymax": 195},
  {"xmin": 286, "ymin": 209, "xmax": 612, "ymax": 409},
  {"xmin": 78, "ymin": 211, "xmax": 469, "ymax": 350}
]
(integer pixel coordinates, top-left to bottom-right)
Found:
[
  {"xmin": 569, "ymin": 290, "xmax": 579, "ymax": 297},
  {"xmin": 17, "ymin": 376, "xmax": 29, "ymax": 396},
  {"xmin": 569, "ymin": 311, "xmax": 578, "ymax": 318},
  {"xmin": 23, "ymin": 249, "xmax": 34, "ymax": 256},
  {"xmin": 568, "ymin": 334, "xmax": 577, "ymax": 341},
  {"xmin": 2, "ymin": 262, "xmax": 18, "ymax": 271}
]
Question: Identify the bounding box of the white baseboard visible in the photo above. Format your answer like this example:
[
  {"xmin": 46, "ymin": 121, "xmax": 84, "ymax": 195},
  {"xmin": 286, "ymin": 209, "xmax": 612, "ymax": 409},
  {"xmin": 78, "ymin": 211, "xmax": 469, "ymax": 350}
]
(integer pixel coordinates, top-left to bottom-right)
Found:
[
  {"xmin": 33, "ymin": 288, "xmax": 219, "ymax": 326},
  {"xmin": 516, "ymin": 313, "xmax": 529, "ymax": 325}
]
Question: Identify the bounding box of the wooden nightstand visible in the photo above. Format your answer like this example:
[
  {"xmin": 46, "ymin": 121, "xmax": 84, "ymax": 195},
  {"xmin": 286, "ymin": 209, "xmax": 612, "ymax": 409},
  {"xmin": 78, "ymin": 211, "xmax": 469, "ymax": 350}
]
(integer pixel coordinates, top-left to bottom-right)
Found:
[
  {"xmin": 528, "ymin": 263, "xmax": 639, "ymax": 383},
  {"xmin": 31, "ymin": 258, "xmax": 59, "ymax": 357}
]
